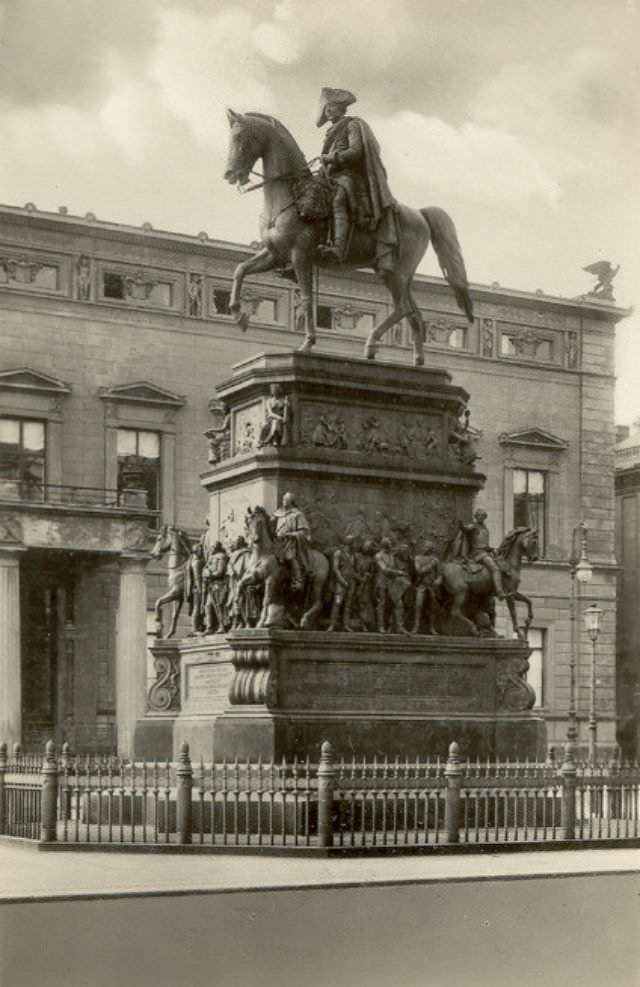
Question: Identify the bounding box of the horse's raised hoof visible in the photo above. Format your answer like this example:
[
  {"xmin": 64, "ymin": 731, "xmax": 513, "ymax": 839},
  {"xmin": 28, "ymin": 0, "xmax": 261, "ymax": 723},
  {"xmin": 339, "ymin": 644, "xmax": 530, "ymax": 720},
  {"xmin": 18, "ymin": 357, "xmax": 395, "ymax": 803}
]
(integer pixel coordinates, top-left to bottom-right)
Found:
[
  {"xmin": 364, "ymin": 342, "xmax": 377, "ymax": 361},
  {"xmin": 413, "ymin": 350, "xmax": 425, "ymax": 368}
]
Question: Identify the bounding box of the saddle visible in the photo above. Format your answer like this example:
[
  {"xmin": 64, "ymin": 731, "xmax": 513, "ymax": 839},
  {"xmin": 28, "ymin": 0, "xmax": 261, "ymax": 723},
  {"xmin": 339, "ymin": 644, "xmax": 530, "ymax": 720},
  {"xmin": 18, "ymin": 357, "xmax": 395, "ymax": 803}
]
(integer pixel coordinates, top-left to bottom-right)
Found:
[{"xmin": 292, "ymin": 177, "xmax": 332, "ymax": 222}]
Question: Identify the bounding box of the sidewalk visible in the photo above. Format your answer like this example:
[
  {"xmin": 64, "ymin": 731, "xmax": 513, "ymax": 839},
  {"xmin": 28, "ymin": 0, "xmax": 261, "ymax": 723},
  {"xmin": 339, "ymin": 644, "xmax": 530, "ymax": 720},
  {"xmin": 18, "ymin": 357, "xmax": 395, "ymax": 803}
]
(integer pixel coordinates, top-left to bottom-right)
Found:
[{"xmin": 2, "ymin": 840, "xmax": 640, "ymax": 902}]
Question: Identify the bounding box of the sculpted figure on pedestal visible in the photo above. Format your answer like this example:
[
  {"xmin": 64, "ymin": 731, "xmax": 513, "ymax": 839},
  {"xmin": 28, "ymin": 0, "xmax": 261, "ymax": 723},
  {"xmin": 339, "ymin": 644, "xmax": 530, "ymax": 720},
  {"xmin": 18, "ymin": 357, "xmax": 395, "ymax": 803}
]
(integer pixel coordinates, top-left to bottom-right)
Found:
[
  {"xmin": 272, "ymin": 491, "xmax": 311, "ymax": 591},
  {"xmin": 316, "ymin": 87, "xmax": 398, "ymax": 271},
  {"xmin": 328, "ymin": 535, "xmax": 358, "ymax": 632},
  {"xmin": 223, "ymin": 98, "xmax": 473, "ymax": 363},
  {"xmin": 412, "ymin": 540, "xmax": 442, "ymax": 635},
  {"xmin": 374, "ymin": 537, "xmax": 411, "ymax": 634},
  {"xmin": 202, "ymin": 540, "xmax": 229, "ymax": 634},
  {"xmin": 258, "ymin": 384, "xmax": 290, "ymax": 448},
  {"xmin": 448, "ymin": 406, "xmax": 478, "ymax": 466},
  {"xmin": 354, "ymin": 539, "xmax": 376, "ymax": 631},
  {"xmin": 204, "ymin": 403, "xmax": 230, "ymax": 464},
  {"xmin": 185, "ymin": 542, "xmax": 206, "ymax": 635}
]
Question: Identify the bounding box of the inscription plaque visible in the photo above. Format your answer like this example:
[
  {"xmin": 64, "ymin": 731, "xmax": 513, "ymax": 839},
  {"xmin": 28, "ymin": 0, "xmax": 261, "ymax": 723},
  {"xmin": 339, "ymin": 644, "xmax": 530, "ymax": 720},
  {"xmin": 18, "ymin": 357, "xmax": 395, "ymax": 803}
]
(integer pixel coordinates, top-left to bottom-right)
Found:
[{"xmin": 185, "ymin": 661, "xmax": 233, "ymax": 712}]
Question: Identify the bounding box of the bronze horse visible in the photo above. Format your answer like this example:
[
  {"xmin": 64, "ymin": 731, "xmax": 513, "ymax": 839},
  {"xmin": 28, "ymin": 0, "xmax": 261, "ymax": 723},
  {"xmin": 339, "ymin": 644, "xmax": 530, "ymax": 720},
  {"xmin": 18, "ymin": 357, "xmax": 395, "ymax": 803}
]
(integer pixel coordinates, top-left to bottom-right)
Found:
[
  {"xmin": 223, "ymin": 110, "xmax": 473, "ymax": 365},
  {"xmin": 441, "ymin": 527, "xmax": 538, "ymax": 639},
  {"xmin": 239, "ymin": 506, "xmax": 330, "ymax": 629},
  {"xmin": 150, "ymin": 524, "xmax": 193, "ymax": 638}
]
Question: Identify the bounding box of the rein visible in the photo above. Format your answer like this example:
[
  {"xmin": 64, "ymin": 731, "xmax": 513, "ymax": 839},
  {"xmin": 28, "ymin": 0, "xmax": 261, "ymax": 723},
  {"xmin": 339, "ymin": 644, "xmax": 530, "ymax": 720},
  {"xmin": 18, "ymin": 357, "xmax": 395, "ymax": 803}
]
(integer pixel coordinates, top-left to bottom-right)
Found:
[{"xmin": 237, "ymin": 156, "xmax": 322, "ymax": 195}]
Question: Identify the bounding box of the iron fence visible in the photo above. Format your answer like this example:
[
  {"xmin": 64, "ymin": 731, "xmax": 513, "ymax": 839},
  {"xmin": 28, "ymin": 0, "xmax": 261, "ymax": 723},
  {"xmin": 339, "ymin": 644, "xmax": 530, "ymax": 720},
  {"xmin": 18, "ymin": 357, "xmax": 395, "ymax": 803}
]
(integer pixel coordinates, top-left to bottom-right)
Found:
[{"xmin": 1, "ymin": 739, "xmax": 639, "ymax": 850}]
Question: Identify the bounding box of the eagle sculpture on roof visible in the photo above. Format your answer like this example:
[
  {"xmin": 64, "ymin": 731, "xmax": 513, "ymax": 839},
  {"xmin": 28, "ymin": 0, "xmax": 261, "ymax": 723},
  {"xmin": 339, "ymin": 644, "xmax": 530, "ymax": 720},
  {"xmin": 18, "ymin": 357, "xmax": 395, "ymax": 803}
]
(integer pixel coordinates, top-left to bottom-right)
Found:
[{"xmin": 582, "ymin": 261, "xmax": 619, "ymax": 300}]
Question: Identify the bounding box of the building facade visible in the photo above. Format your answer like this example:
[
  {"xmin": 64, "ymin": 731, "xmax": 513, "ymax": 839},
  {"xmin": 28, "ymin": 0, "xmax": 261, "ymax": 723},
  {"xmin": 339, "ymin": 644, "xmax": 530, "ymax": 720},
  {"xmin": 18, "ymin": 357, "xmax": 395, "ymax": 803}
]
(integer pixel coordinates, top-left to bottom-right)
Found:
[
  {"xmin": 615, "ymin": 422, "xmax": 640, "ymax": 757},
  {"xmin": 0, "ymin": 203, "xmax": 627, "ymax": 755}
]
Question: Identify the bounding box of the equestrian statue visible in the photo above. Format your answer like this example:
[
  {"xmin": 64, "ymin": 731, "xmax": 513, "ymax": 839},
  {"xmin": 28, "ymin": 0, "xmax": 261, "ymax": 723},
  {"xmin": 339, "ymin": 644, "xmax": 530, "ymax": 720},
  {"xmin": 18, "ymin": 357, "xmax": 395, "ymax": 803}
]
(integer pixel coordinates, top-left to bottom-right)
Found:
[{"xmin": 223, "ymin": 88, "xmax": 473, "ymax": 366}]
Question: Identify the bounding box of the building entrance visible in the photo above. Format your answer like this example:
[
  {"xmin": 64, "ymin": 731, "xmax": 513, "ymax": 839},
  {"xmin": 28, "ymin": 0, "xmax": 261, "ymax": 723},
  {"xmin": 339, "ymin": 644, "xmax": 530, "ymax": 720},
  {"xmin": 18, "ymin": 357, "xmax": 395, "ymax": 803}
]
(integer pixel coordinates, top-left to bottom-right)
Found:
[{"xmin": 20, "ymin": 551, "xmax": 75, "ymax": 751}]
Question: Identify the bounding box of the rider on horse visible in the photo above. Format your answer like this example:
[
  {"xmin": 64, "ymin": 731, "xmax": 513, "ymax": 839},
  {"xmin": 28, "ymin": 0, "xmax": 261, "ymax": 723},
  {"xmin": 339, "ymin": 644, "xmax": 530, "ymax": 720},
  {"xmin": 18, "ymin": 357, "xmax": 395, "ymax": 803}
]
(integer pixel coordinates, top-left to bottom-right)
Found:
[
  {"xmin": 316, "ymin": 87, "xmax": 399, "ymax": 271},
  {"xmin": 449, "ymin": 508, "xmax": 506, "ymax": 600},
  {"xmin": 272, "ymin": 491, "xmax": 312, "ymax": 592}
]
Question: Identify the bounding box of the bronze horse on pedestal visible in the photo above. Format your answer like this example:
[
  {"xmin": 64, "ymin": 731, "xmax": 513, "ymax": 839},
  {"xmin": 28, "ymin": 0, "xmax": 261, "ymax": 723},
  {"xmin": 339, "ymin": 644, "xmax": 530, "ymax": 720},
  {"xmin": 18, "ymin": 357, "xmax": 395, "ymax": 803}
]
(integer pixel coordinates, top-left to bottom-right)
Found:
[
  {"xmin": 239, "ymin": 506, "xmax": 330, "ymax": 629},
  {"xmin": 441, "ymin": 527, "xmax": 539, "ymax": 639},
  {"xmin": 223, "ymin": 110, "xmax": 473, "ymax": 364}
]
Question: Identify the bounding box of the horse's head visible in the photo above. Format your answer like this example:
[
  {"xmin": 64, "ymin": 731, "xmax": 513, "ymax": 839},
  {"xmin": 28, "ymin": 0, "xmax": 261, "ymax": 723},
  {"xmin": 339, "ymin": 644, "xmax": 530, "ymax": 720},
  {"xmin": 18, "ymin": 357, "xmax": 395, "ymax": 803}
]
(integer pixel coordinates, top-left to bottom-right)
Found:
[
  {"xmin": 245, "ymin": 505, "xmax": 273, "ymax": 547},
  {"xmin": 224, "ymin": 109, "xmax": 263, "ymax": 187},
  {"xmin": 150, "ymin": 524, "xmax": 171, "ymax": 559}
]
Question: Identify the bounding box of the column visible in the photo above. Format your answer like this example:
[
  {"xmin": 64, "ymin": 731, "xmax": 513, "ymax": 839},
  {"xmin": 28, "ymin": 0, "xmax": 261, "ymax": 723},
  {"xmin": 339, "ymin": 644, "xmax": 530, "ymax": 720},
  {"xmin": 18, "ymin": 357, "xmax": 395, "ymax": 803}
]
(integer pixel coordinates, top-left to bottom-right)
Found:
[
  {"xmin": 116, "ymin": 553, "xmax": 150, "ymax": 756},
  {"xmin": 0, "ymin": 545, "xmax": 26, "ymax": 747}
]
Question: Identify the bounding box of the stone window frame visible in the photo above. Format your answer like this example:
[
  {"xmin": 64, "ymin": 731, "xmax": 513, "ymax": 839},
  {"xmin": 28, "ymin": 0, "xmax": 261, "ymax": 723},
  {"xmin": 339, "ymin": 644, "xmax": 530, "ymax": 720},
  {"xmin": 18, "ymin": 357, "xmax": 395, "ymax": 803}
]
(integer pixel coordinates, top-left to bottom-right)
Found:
[
  {"xmin": 0, "ymin": 250, "xmax": 69, "ymax": 297},
  {"xmin": 0, "ymin": 368, "xmax": 72, "ymax": 496},
  {"xmin": 95, "ymin": 262, "xmax": 182, "ymax": 313},
  {"xmin": 497, "ymin": 322, "xmax": 561, "ymax": 367},
  {"xmin": 500, "ymin": 428, "xmax": 569, "ymax": 560},
  {"xmin": 100, "ymin": 382, "xmax": 186, "ymax": 524},
  {"xmin": 208, "ymin": 277, "xmax": 287, "ymax": 328},
  {"xmin": 312, "ymin": 295, "xmax": 381, "ymax": 339}
]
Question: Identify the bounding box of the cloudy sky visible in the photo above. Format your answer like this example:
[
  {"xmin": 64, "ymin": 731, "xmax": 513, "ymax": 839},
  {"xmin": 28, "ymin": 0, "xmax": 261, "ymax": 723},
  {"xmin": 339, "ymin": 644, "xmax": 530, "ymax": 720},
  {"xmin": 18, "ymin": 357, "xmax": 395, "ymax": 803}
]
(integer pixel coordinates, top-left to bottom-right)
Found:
[{"xmin": 1, "ymin": 0, "xmax": 638, "ymax": 422}]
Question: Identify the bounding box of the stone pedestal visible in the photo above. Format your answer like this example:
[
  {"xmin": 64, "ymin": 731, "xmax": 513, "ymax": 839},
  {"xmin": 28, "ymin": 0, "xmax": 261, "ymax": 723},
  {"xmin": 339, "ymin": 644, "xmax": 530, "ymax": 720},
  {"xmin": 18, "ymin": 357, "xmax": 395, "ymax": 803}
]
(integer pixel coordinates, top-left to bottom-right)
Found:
[
  {"xmin": 170, "ymin": 630, "xmax": 544, "ymax": 762},
  {"xmin": 172, "ymin": 351, "xmax": 547, "ymax": 764},
  {"xmin": 0, "ymin": 543, "xmax": 26, "ymax": 747},
  {"xmin": 203, "ymin": 351, "xmax": 485, "ymax": 557}
]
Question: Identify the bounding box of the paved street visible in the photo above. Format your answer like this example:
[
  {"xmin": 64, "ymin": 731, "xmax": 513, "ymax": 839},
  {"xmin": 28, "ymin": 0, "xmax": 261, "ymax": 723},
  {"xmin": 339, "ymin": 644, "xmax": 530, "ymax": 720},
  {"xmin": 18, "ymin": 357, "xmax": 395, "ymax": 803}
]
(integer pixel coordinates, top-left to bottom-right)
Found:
[{"xmin": 2, "ymin": 840, "xmax": 640, "ymax": 901}]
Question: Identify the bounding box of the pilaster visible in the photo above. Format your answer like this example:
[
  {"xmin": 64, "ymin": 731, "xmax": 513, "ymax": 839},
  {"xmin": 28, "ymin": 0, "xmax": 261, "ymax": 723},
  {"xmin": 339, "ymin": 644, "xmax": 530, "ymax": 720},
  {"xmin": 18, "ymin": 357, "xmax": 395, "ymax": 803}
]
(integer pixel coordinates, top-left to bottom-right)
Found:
[
  {"xmin": 0, "ymin": 544, "xmax": 26, "ymax": 746},
  {"xmin": 116, "ymin": 552, "xmax": 150, "ymax": 756}
]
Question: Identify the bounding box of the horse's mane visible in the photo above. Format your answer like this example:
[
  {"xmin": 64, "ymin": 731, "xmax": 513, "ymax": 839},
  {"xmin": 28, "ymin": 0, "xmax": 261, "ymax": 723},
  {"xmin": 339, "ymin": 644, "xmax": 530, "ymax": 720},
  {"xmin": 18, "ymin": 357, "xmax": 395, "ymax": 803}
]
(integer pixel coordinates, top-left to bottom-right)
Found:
[
  {"xmin": 244, "ymin": 112, "xmax": 309, "ymax": 172},
  {"xmin": 496, "ymin": 526, "xmax": 533, "ymax": 559}
]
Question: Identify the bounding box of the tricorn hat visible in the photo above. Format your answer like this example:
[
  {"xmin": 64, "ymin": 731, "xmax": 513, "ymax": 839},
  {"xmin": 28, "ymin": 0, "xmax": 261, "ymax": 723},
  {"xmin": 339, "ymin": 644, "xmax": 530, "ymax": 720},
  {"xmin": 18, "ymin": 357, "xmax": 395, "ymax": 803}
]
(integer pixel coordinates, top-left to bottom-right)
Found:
[{"xmin": 316, "ymin": 87, "xmax": 356, "ymax": 127}]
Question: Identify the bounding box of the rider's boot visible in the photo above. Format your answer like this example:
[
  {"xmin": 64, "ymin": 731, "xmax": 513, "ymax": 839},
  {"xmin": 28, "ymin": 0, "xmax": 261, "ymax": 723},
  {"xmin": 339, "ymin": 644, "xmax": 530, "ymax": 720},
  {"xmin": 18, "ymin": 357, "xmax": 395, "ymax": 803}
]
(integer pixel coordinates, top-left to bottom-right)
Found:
[
  {"xmin": 318, "ymin": 202, "xmax": 350, "ymax": 263},
  {"xmin": 290, "ymin": 559, "xmax": 304, "ymax": 593}
]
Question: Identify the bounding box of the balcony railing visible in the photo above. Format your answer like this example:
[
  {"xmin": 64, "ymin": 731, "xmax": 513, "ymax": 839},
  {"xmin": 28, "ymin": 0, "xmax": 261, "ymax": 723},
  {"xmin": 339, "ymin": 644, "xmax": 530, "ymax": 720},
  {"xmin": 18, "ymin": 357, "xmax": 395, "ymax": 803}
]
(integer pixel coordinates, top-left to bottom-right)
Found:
[{"xmin": 0, "ymin": 481, "xmax": 156, "ymax": 512}]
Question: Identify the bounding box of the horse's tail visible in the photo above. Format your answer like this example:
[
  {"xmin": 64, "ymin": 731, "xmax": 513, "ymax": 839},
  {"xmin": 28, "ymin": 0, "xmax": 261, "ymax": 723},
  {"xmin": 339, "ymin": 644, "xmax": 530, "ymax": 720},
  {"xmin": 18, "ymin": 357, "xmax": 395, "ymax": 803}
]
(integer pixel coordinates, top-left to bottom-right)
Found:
[{"xmin": 421, "ymin": 207, "xmax": 474, "ymax": 323}]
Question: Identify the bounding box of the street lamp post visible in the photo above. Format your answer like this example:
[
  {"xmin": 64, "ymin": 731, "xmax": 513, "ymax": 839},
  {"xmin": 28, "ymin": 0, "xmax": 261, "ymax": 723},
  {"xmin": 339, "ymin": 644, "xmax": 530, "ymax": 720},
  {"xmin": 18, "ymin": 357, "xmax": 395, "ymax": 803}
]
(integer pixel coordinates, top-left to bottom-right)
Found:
[
  {"xmin": 568, "ymin": 522, "xmax": 593, "ymax": 751},
  {"xmin": 584, "ymin": 602, "xmax": 604, "ymax": 764}
]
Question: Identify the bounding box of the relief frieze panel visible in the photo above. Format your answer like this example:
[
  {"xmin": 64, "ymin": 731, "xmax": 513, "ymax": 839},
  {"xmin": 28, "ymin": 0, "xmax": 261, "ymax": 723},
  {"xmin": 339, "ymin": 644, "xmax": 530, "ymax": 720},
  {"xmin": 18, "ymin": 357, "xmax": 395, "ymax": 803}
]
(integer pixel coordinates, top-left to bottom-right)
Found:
[{"xmin": 299, "ymin": 401, "xmax": 441, "ymax": 461}]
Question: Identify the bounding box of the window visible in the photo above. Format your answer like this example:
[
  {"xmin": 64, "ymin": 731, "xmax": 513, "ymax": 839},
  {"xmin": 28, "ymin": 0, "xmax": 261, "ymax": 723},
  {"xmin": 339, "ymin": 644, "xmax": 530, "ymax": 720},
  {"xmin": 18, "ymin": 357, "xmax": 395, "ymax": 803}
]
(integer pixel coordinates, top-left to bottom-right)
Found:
[
  {"xmin": 525, "ymin": 628, "xmax": 545, "ymax": 708},
  {"xmin": 103, "ymin": 273, "xmax": 125, "ymax": 299},
  {"xmin": 0, "ymin": 418, "xmax": 46, "ymax": 501},
  {"xmin": 316, "ymin": 304, "xmax": 333, "ymax": 330},
  {"xmin": 213, "ymin": 288, "xmax": 232, "ymax": 315},
  {"xmin": 513, "ymin": 468, "xmax": 546, "ymax": 554},
  {"xmin": 117, "ymin": 429, "xmax": 160, "ymax": 510}
]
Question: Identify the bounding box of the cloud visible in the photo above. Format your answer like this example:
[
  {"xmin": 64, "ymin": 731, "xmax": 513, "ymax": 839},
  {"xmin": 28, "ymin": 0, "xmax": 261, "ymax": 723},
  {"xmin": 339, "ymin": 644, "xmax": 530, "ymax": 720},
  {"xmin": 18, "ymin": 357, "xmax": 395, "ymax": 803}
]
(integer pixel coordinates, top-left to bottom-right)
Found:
[
  {"xmin": 148, "ymin": 6, "xmax": 276, "ymax": 147},
  {"xmin": 375, "ymin": 111, "xmax": 559, "ymax": 208}
]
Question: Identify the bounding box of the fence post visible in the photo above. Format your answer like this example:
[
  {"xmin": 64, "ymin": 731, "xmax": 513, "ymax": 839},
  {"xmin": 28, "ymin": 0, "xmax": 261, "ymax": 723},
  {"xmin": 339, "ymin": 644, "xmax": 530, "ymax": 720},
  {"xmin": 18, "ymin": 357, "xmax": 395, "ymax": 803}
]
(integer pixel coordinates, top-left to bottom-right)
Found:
[
  {"xmin": 176, "ymin": 741, "xmax": 193, "ymax": 845},
  {"xmin": 40, "ymin": 740, "xmax": 58, "ymax": 843},
  {"xmin": 317, "ymin": 740, "xmax": 337, "ymax": 848},
  {"xmin": 561, "ymin": 742, "xmax": 577, "ymax": 841},
  {"xmin": 444, "ymin": 741, "xmax": 463, "ymax": 844},
  {"xmin": 0, "ymin": 742, "xmax": 7, "ymax": 835}
]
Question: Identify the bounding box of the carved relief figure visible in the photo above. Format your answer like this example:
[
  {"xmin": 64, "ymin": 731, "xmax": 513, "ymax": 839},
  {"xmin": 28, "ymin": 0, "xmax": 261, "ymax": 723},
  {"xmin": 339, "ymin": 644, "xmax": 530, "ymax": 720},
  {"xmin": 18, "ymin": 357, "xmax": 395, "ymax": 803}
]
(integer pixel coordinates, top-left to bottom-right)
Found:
[
  {"xmin": 328, "ymin": 535, "xmax": 358, "ymax": 632},
  {"xmin": 258, "ymin": 384, "xmax": 290, "ymax": 448},
  {"xmin": 481, "ymin": 318, "xmax": 494, "ymax": 357},
  {"xmin": 452, "ymin": 508, "xmax": 505, "ymax": 600},
  {"xmin": 76, "ymin": 255, "xmax": 92, "ymax": 301},
  {"xmin": 310, "ymin": 413, "xmax": 347, "ymax": 449},
  {"xmin": 412, "ymin": 540, "xmax": 442, "ymax": 635},
  {"xmin": 187, "ymin": 273, "xmax": 203, "ymax": 317}
]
